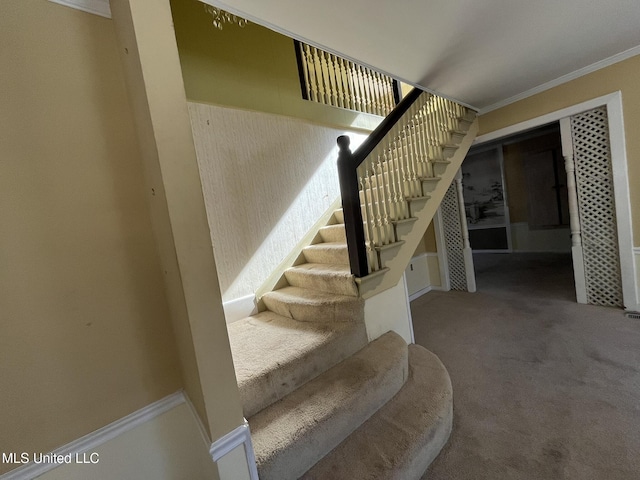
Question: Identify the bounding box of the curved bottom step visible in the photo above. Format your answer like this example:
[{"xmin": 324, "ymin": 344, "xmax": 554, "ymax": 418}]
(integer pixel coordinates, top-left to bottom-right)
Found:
[{"xmin": 300, "ymin": 344, "xmax": 453, "ymax": 480}]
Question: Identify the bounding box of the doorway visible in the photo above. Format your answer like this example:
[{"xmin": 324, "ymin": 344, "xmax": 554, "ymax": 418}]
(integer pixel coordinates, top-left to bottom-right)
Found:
[
  {"xmin": 464, "ymin": 123, "xmax": 576, "ymax": 298},
  {"xmin": 439, "ymin": 94, "xmax": 637, "ymax": 309}
]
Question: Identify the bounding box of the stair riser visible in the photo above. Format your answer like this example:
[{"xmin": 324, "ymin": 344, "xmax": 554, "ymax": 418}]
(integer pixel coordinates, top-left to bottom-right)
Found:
[
  {"xmin": 284, "ymin": 268, "xmax": 358, "ymax": 297},
  {"xmin": 363, "ymin": 164, "xmax": 433, "ymax": 187},
  {"xmin": 300, "ymin": 345, "xmax": 453, "ymax": 480},
  {"xmin": 394, "ymin": 219, "xmax": 418, "ymax": 242},
  {"xmin": 303, "ymin": 245, "xmax": 349, "ymax": 265},
  {"xmin": 450, "ymin": 131, "xmax": 466, "ymax": 144},
  {"xmin": 377, "ymin": 241, "xmax": 405, "ymax": 270},
  {"xmin": 252, "ymin": 332, "xmax": 409, "ymax": 480},
  {"xmin": 235, "ymin": 318, "xmax": 368, "ymax": 418},
  {"xmin": 421, "ymin": 177, "xmax": 441, "ymax": 193},
  {"xmin": 360, "ymin": 201, "xmax": 410, "ymax": 222},
  {"xmin": 433, "ymin": 161, "xmax": 450, "ymax": 177},
  {"xmin": 408, "ymin": 196, "xmax": 429, "ymax": 217},
  {"xmin": 458, "ymin": 118, "xmax": 473, "ymax": 130},
  {"xmin": 318, "ymin": 225, "xmax": 346, "ymax": 243},
  {"xmin": 262, "ymin": 293, "xmax": 364, "ymax": 323},
  {"xmin": 359, "ymin": 181, "xmax": 423, "ymax": 203}
]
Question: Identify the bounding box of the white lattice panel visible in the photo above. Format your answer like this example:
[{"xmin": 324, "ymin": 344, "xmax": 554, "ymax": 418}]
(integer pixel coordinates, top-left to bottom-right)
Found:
[
  {"xmin": 570, "ymin": 107, "xmax": 623, "ymax": 307},
  {"xmin": 441, "ymin": 182, "xmax": 467, "ymax": 291}
]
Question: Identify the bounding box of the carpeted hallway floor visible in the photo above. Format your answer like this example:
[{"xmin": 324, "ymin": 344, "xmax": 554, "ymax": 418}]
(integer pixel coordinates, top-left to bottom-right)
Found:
[{"xmin": 413, "ymin": 253, "xmax": 640, "ymax": 480}]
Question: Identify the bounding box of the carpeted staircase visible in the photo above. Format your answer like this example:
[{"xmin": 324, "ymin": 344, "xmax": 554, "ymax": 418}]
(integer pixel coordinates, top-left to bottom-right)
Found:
[{"xmin": 227, "ymin": 209, "xmax": 453, "ymax": 479}]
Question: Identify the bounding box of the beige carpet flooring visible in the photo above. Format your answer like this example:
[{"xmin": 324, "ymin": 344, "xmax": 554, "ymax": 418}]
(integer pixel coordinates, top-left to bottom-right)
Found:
[{"xmin": 413, "ymin": 253, "xmax": 640, "ymax": 480}]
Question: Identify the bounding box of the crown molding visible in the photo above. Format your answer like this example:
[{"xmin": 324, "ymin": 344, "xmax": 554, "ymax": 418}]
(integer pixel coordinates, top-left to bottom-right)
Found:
[
  {"xmin": 48, "ymin": 0, "xmax": 111, "ymax": 18},
  {"xmin": 479, "ymin": 45, "xmax": 640, "ymax": 115}
]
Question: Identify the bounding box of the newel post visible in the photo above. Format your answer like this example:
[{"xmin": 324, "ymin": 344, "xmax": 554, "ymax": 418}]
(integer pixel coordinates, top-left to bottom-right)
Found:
[{"xmin": 337, "ymin": 135, "xmax": 368, "ymax": 277}]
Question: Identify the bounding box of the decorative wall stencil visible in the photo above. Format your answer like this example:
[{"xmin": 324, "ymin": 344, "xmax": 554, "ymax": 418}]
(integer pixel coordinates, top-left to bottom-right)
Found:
[
  {"xmin": 570, "ymin": 107, "xmax": 623, "ymax": 307},
  {"xmin": 441, "ymin": 182, "xmax": 467, "ymax": 291}
]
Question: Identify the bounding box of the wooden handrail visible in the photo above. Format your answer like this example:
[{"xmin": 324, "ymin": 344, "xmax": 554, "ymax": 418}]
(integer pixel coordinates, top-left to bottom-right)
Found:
[
  {"xmin": 349, "ymin": 87, "xmax": 422, "ymax": 167},
  {"xmin": 337, "ymin": 135, "xmax": 368, "ymax": 277}
]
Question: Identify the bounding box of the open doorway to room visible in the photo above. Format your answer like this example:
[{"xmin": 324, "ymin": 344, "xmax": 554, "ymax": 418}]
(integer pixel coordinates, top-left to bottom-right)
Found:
[{"xmin": 463, "ymin": 123, "xmax": 577, "ymax": 301}]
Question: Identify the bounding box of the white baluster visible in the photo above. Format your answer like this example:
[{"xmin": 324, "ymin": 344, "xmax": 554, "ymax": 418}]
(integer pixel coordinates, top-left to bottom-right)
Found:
[{"xmin": 560, "ymin": 117, "xmax": 587, "ymax": 303}]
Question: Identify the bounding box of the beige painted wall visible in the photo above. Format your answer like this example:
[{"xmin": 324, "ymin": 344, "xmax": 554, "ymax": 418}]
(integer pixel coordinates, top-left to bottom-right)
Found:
[
  {"xmin": 170, "ymin": 0, "xmax": 380, "ymax": 131},
  {"xmin": 0, "ymin": 0, "xmax": 181, "ymax": 474},
  {"xmin": 413, "ymin": 222, "xmax": 437, "ymax": 256},
  {"xmin": 479, "ymin": 54, "xmax": 640, "ymax": 244},
  {"xmin": 189, "ymin": 102, "xmax": 368, "ymax": 302}
]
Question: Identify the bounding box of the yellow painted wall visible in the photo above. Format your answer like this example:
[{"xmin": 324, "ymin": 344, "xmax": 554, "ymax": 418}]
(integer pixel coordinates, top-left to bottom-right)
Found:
[
  {"xmin": 479, "ymin": 54, "xmax": 640, "ymax": 244},
  {"xmin": 0, "ymin": 0, "xmax": 182, "ymax": 474},
  {"xmin": 169, "ymin": 0, "xmax": 380, "ymax": 131}
]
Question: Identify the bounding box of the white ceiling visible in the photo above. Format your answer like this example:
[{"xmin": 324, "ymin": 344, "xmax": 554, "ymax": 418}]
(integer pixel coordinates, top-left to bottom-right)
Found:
[{"xmin": 211, "ymin": 0, "xmax": 640, "ymax": 112}]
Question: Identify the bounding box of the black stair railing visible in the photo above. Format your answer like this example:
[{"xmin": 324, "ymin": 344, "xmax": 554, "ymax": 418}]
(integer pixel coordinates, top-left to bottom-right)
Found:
[
  {"xmin": 337, "ymin": 88, "xmax": 471, "ymax": 278},
  {"xmin": 337, "ymin": 88, "xmax": 422, "ymax": 277}
]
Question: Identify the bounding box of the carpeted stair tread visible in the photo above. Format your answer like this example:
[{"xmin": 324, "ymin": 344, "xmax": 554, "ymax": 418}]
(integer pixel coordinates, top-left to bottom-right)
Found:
[
  {"xmin": 285, "ymin": 263, "xmax": 358, "ymax": 297},
  {"xmin": 303, "ymin": 242, "xmax": 349, "ymax": 265},
  {"xmin": 250, "ymin": 331, "xmax": 409, "ymax": 480},
  {"xmin": 319, "ymin": 224, "xmax": 347, "ymax": 243},
  {"xmin": 262, "ymin": 286, "xmax": 364, "ymax": 323},
  {"xmin": 228, "ymin": 311, "xmax": 368, "ymax": 418},
  {"xmin": 301, "ymin": 344, "xmax": 453, "ymax": 480}
]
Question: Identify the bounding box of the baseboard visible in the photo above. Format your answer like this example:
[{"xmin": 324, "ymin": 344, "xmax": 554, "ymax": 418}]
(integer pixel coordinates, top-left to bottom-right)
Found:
[
  {"xmin": 510, "ymin": 249, "xmax": 572, "ymax": 253},
  {"xmin": 223, "ymin": 294, "xmax": 258, "ymax": 324},
  {"xmin": 409, "ymin": 286, "xmax": 433, "ymax": 302},
  {"xmin": 0, "ymin": 391, "xmax": 185, "ymax": 480}
]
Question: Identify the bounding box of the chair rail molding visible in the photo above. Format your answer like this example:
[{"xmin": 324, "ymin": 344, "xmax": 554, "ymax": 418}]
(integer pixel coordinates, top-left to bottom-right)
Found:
[
  {"xmin": 48, "ymin": 0, "xmax": 111, "ymax": 18},
  {"xmin": 0, "ymin": 392, "xmax": 185, "ymax": 480},
  {"xmin": 210, "ymin": 420, "xmax": 259, "ymax": 480}
]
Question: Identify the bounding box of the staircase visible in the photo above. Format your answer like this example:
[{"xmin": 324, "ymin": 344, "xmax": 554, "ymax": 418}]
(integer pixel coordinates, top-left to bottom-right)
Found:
[{"xmin": 227, "ymin": 89, "xmax": 477, "ymax": 479}]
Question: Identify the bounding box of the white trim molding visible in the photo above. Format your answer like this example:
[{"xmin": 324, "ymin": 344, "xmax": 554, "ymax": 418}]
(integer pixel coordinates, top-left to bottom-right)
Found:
[
  {"xmin": 408, "ymin": 285, "xmax": 433, "ymax": 302},
  {"xmin": 48, "ymin": 0, "xmax": 111, "ymax": 18},
  {"xmin": 480, "ymin": 45, "xmax": 640, "ymax": 114},
  {"xmin": 0, "ymin": 392, "xmax": 185, "ymax": 480},
  {"xmin": 633, "ymin": 248, "xmax": 640, "ymax": 312},
  {"xmin": 49, "ymin": 0, "xmax": 111, "ymax": 18},
  {"xmin": 223, "ymin": 294, "xmax": 258, "ymax": 324},
  {"xmin": 210, "ymin": 420, "xmax": 259, "ymax": 480},
  {"xmin": 475, "ymin": 92, "xmax": 625, "ymax": 145}
]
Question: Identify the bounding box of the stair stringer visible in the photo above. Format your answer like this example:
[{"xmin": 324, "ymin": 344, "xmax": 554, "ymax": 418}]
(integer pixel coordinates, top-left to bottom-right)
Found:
[{"xmin": 358, "ymin": 119, "xmax": 479, "ymax": 300}]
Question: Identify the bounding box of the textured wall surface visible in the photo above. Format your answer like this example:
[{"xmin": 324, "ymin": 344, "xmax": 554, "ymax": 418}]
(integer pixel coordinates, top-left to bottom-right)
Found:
[{"xmin": 189, "ymin": 102, "xmax": 370, "ymax": 302}]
